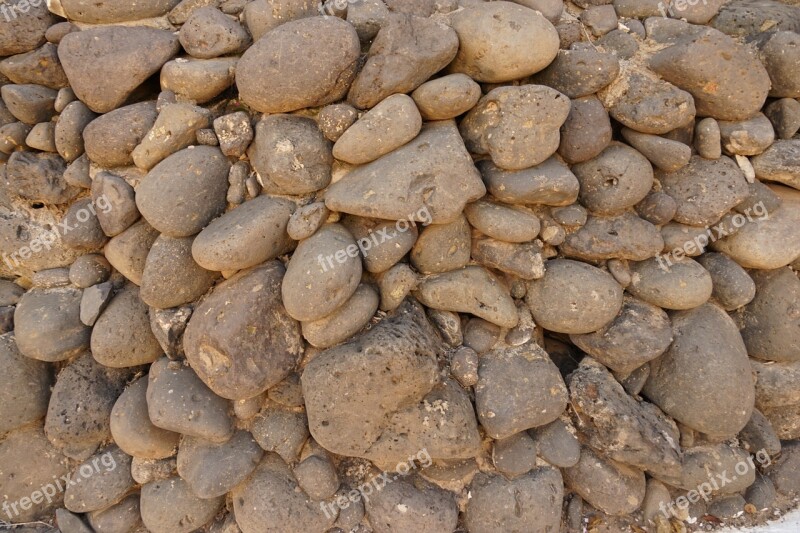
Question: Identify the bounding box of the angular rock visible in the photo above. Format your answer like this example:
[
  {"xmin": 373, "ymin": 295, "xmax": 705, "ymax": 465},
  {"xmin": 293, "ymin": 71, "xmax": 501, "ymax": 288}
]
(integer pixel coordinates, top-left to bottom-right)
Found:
[
  {"xmin": 325, "ymin": 121, "xmax": 485, "ymax": 224},
  {"xmin": 59, "ymin": 27, "xmax": 180, "ymax": 113},
  {"xmin": 348, "ymin": 13, "xmax": 458, "ymax": 109},
  {"xmin": 475, "ymin": 342, "xmax": 568, "ymax": 439}
]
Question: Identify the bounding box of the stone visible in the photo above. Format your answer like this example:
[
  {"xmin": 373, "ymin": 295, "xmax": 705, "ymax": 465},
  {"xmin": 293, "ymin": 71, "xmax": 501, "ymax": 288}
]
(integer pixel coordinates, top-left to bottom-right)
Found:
[
  {"xmin": 570, "ymin": 296, "xmax": 672, "ymax": 374},
  {"xmin": 160, "ymin": 57, "xmax": 237, "ymax": 104},
  {"xmin": 447, "ymin": 1, "xmax": 559, "ymax": 83},
  {"xmin": 410, "ymin": 215, "xmax": 470, "ymax": 274},
  {"xmin": 287, "ymin": 202, "xmax": 328, "ymax": 241},
  {"xmin": 348, "ymin": 13, "xmax": 458, "ymax": 109},
  {"xmin": 140, "ymin": 235, "xmax": 218, "ymax": 309},
  {"xmin": 301, "ymin": 284, "xmax": 379, "ymax": 348},
  {"xmin": 192, "ymin": 195, "xmax": 295, "ymax": 272},
  {"xmin": 63, "ymin": 447, "xmax": 134, "ymax": 513},
  {"xmin": 6, "ymin": 151, "xmax": 75, "ymax": 204},
  {"xmin": 0, "ymin": 333, "xmax": 52, "ymax": 435},
  {"xmin": 411, "ymin": 73, "xmax": 481, "ymax": 121},
  {"xmin": 0, "ymin": 0, "xmax": 55, "ymax": 56},
  {"xmin": 184, "ymin": 262, "xmax": 304, "ymax": 400},
  {"xmin": 644, "ymin": 303, "xmax": 755, "ymax": 438},
  {"xmin": 333, "ymin": 94, "xmax": 422, "ymax": 165},
  {"xmin": 342, "ymin": 216, "xmax": 419, "ymax": 273},
  {"xmin": 147, "ymin": 357, "xmax": 235, "ymax": 442},
  {"xmin": 132, "ymin": 103, "xmax": 211, "ymax": 170},
  {"xmin": 14, "ymin": 287, "xmax": 89, "ymax": 362},
  {"xmin": 649, "ymin": 28, "xmax": 770, "ymax": 121},
  {"xmin": 532, "ymin": 48, "xmax": 619, "ymax": 98},
  {"xmin": 475, "ymin": 342, "xmax": 568, "ymax": 439},
  {"xmin": 59, "ymin": 27, "xmax": 180, "ymax": 113},
  {"xmin": 110, "ymin": 376, "xmax": 180, "ymax": 460},
  {"xmin": 568, "ymin": 358, "xmax": 681, "ymax": 477},
  {"xmin": 765, "ymin": 98, "xmax": 800, "ymax": 140},
  {"xmin": 325, "ymin": 121, "xmax": 485, "ymax": 224},
  {"xmin": 177, "ymin": 430, "xmax": 263, "ymax": 498},
  {"xmin": 364, "ymin": 478, "xmax": 458, "ymax": 533},
  {"xmin": 751, "ymin": 140, "xmax": 800, "ymax": 189},
  {"xmin": 464, "ymin": 468, "xmax": 563, "ymax": 533},
  {"xmin": 529, "ymin": 418, "xmax": 581, "ymax": 468},
  {"xmin": 179, "ymin": 7, "xmax": 250, "ymax": 59},
  {"xmin": 236, "ymin": 17, "xmax": 360, "ymax": 113},
  {"xmin": 141, "ymin": 476, "xmax": 224, "ymax": 533},
  {"xmin": 416, "ymin": 266, "xmax": 518, "ymax": 328},
  {"xmin": 558, "ymin": 95, "xmax": 612, "ymax": 164},
  {"xmin": 460, "ymin": 85, "xmax": 570, "ymax": 170},
  {"xmin": 564, "ymin": 446, "xmax": 645, "ymax": 516},
  {"xmin": 658, "ymin": 155, "xmax": 749, "ymax": 226},
  {"xmin": 480, "ymin": 157, "xmax": 580, "ymax": 206},
  {"xmin": 136, "ymin": 146, "xmax": 230, "ymax": 237},
  {"xmin": 316, "ymin": 103, "xmax": 359, "ymax": 142},
  {"xmin": 739, "ymin": 267, "xmax": 800, "ymax": 362},
  {"xmin": 83, "ymin": 102, "xmax": 158, "ymax": 168},
  {"xmin": 696, "ymin": 252, "xmax": 756, "ymax": 311},
  {"xmin": 718, "ymin": 113, "xmax": 776, "ymax": 156},
  {"xmin": 282, "ymin": 224, "xmax": 362, "ymax": 322},
  {"xmin": 525, "ymin": 259, "xmax": 623, "ymax": 334},
  {"xmin": 59, "ymin": 0, "xmax": 181, "ymax": 23},
  {"xmin": 628, "ymin": 257, "xmax": 712, "ymax": 310},
  {"xmin": 249, "ymin": 114, "xmax": 332, "ymax": 195},
  {"xmin": 54, "ymin": 101, "xmax": 95, "ymax": 162},
  {"xmin": 600, "ymin": 70, "xmax": 695, "ymax": 135},
  {"xmin": 104, "ymin": 220, "xmax": 159, "ymax": 286},
  {"xmin": 561, "ymin": 213, "xmax": 663, "ymax": 261},
  {"xmin": 45, "ymin": 353, "xmax": 134, "ymax": 459},
  {"xmin": 1, "ymin": 83, "xmax": 57, "ymax": 124},
  {"xmin": 79, "ymin": 281, "xmax": 112, "ymax": 326},
  {"xmin": 213, "ymin": 111, "xmax": 253, "ymax": 158},
  {"xmin": 91, "ymin": 172, "xmax": 139, "ymax": 237},
  {"xmin": 621, "ymin": 127, "xmax": 692, "ymax": 172}
]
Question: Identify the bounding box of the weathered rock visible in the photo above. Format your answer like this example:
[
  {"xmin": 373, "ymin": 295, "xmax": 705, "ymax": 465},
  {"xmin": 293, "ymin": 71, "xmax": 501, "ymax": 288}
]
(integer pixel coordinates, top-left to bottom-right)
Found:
[
  {"xmin": 464, "ymin": 200, "xmax": 540, "ymax": 243},
  {"xmin": 464, "ymin": 468, "xmax": 563, "ymax": 533},
  {"xmin": 325, "ymin": 121, "xmax": 485, "ymax": 224},
  {"xmin": 0, "ymin": 0, "xmax": 55, "ymax": 56},
  {"xmin": 213, "ymin": 111, "xmax": 253, "ymax": 158},
  {"xmin": 526, "ymin": 259, "xmax": 623, "ymax": 334},
  {"xmin": 160, "ymin": 57, "xmax": 237, "ymax": 104},
  {"xmin": 364, "ymin": 477, "xmax": 458, "ymax": 533},
  {"xmin": 236, "ymin": 17, "xmax": 360, "ymax": 113},
  {"xmin": 15, "ymin": 286, "xmax": 90, "ymax": 362},
  {"xmin": 628, "ymin": 257, "xmax": 713, "ymax": 310},
  {"xmin": 621, "ymin": 127, "xmax": 692, "ymax": 172},
  {"xmin": 342, "ymin": 216, "xmax": 419, "ymax": 274},
  {"xmin": 751, "ymin": 140, "xmax": 800, "ymax": 189},
  {"xmin": 45, "ymin": 353, "xmax": 133, "ymax": 459},
  {"xmin": 179, "ymin": 6, "xmax": 250, "ymax": 59},
  {"xmin": 570, "ymin": 296, "xmax": 672, "ymax": 374},
  {"xmin": 558, "ymin": 95, "xmax": 612, "ymax": 164},
  {"xmin": 83, "ymin": 102, "xmax": 158, "ymax": 168},
  {"xmin": 110, "ymin": 376, "xmax": 180, "ymax": 460},
  {"xmin": 141, "ymin": 476, "xmax": 224, "ymax": 533},
  {"xmin": 250, "ymin": 406, "xmax": 308, "ymax": 463},
  {"xmin": 563, "ymin": 446, "xmax": 646, "ymax": 516},
  {"xmin": 416, "ymin": 266, "xmax": 518, "ymax": 328},
  {"xmin": 529, "ymin": 418, "xmax": 581, "ymax": 468},
  {"xmin": 532, "ymin": 48, "xmax": 619, "ymax": 98},
  {"xmin": 411, "ymin": 73, "xmax": 481, "ymax": 121},
  {"xmin": 475, "ymin": 342, "xmax": 568, "ymax": 439},
  {"xmin": 0, "ymin": 424, "xmax": 68, "ymax": 523},
  {"xmin": 104, "ymin": 219, "xmax": 159, "ymax": 286},
  {"xmin": 87, "ymin": 494, "xmax": 141, "ymax": 533},
  {"xmin": 132, "ymin": 103, "xmax": 211, "ymax": 170},
  {"xmin": 460, "ymin": 85, "xmax": 570, "ymax": 170},
  {"xmin": 334, "ymin": 94, "xmax": 421, "ymax": 165},
  {"xmin": 232, "ymin": 455, "xmax": 335, "ymax": 533},
  {"xmin": 697, "ymin": 252, "xmax": 756, "ymax": 310},
  {"xmin": 739, "ymin": 267, "xmax": 800, "ymax": 362},
  {"xmin": 282, "ymin": 224, "xmax": 362, "ymax": 322},
  {"xmin": 192, "ymin": 196, "xmax": 295, "ymax": 272},
  {"xmin": 480, "ymin": 157, "xmax": 580, "ymax": 206},
  {"xmin": 1, "ymin": 83, "xmax": 57, "ymax": 124},
  {"xmin": 147, "ymin": 357, "xmax": 235, "ymax": 442},
  {"xmin": 644, "ymin": 303, "xmax": 755, "ymax": 437},
  {"xmin": 184, "ymin": 261, "xmax": 303, "ymax": 400},
  {"xmin": 302, "ymin": 284, "xmax": 379, "ymax": 349},
  {"xmin": 447, "ymin": 1, "xmax": 559, "ymax": 83},
  {"xmin": 568, "ymin": 358, "xmax": 681, "ymax": 477},
  {"xmin": 649, "ymin": 28, "xmax": 770, "ymax": 120},
  {"xmin": 177, "ymin": 430, "xmax": 263, "ymax": 498},
  {"xmin": 64, "ymin": 446, "xmax": 134, "ymax": 513},
  {"xmin": 561, "ymin": 213, "xmax": 663, "ymax": 261},
  {"xmin": 6, "ymin": 151, "xmax": 75, "ymax": 204},
  {"xmin": 348, "ymin": 13, "xmax": 458, "ymax": 109},
  {"xmin": 0, "ymin": 333, "xmax": 52, "ymax": 435},
  {"xmin": 59, "ymin": 27, "xmax": 180, "ymax": 113},
  {"xmin": 59, "ymin": 0, "xmax": 181, "ymax": 23},
  {"xmin": 54, "ymin": 100, "xmax": 95, "ymax": 163},
  {"xmin": 136, "ymin": 146, "xmax": 230, "ymax": 237},
  {"xmin": 91, "ymin": 284, "xmax": 162, "ymax": 367}
]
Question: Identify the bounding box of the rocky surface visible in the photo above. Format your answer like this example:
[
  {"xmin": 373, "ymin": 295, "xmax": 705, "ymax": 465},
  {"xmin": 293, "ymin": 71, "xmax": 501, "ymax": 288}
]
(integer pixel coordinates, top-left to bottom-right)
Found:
[{"xmin": 0, "ymin": 1, "xmax": 799, "ymax": 532}]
